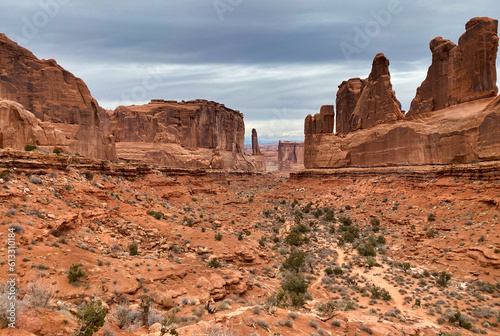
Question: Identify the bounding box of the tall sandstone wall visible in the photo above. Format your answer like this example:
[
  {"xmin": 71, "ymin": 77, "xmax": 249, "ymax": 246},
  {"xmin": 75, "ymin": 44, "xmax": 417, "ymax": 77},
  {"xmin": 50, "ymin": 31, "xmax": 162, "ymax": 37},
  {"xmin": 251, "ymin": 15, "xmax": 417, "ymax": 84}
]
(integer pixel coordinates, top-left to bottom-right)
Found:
[
  {"xmin": 0, "ymin": 34, "xmax": 115, "ymax": 160},
  {"xmin": 305, "ymin": 17, "xmax": 500, "ymax": 169},
  {"xmin": 408, "ymin": 17, "xmax": 498, "ymax": 116}
]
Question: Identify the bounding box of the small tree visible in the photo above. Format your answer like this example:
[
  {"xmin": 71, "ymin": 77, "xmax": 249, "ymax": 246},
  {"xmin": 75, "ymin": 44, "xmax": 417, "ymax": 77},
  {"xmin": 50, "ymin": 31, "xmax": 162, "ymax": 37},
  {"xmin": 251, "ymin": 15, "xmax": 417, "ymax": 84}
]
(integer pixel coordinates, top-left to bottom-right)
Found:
[
  {"xmin": 282, "ymin": 250, "xmax": 306, "ymax": 274},
  {"xmin": 68, "ymin": 263, "xmax": 86, "ymax": 283},
  {"xmin": 74, "ymin": 298, "xmax": 107, "ymax": 336},
  {"xmin": 129, "ymin": 243, "xmax": 138, "ymax": 256},
  {"xmin": 436, "ymin": 271, "xmax": 452, "ymax": 287}
]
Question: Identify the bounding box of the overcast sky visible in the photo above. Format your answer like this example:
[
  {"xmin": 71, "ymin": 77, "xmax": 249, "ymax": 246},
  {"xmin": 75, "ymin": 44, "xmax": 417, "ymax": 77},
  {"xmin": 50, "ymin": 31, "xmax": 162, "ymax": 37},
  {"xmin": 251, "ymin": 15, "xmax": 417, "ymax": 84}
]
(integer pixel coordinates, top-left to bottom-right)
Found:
[{"xmin": 1, "ymin": 0, "xmax": 499, "ymax": 143}]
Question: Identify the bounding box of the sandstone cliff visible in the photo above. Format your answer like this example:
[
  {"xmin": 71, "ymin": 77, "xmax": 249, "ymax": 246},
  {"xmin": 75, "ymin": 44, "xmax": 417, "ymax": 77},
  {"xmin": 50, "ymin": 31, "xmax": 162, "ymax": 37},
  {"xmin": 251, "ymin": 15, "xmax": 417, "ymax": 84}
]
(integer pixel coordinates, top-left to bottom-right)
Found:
[
  {"xmin": 105, "ymin": 100, "xmax": 265, "ymax": 171},
  {"xmin": 334, "ymin": 53, "xmax": 403, "ymax": 135},
  {"xmin": 278, "ymin": 141, "xmax": 304, "ymax": 171},
  {"xmin": 408, "ymin": 17, "xmax": 499, "ymax": 116},
  {"xmin": 0, "ymin": 34, "xmax": 116, "ymax": 159},
  {"xmin": 304, "ymin": 105, "xmax": 334, "ymax": 135},
  {"xmin": 251, "ymin": 128, "xmax": 266, "ymax": 172},
  {"xmin": 305, "ymin": 97, "xmax": 500, "ymax": 168}
]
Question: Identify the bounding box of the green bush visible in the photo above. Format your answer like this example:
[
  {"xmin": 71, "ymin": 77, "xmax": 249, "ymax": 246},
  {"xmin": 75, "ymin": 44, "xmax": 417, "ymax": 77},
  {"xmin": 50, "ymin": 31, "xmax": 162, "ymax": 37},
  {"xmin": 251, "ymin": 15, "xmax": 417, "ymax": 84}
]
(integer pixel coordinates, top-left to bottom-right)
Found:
[
  {"xmin": 53, "ymin": 147, "xmax": 63, "ymax": 154},
  {"xmin": 282, "ymin": 250, "xmax": 306, "ymax": 274},
  {"xmin": 75, "ymin": 298, "xmax": 107, "ymax": 336},
  {"xmin": 338, "ymin": 217, "xmax": 352, "ymax": 225},
  {"xmin": 68, "ymin": 263, "xmax": 86, "ymax": 283},
  {"xmin": 0, "ymin": 169, "xmax": 11, "ymax": 181},
  {"xmin": 282, "ymin": 273, "xmax": 308, "ymax": 308},
  {"xmin": 357, "ymin": 243, "xmax": 376, "ymax": 257},
  {"xmin": 436, "ymin": 271, "xmax": 452, "ymax": 287},
  {"xmin": 24, "ymin": 144, "xmax": 37, "ymax": 151},
  {"xmin": 370, "ymin": 217, "xmax": 380, "ymax": 226},
  {"xmin": 208, "ymin": 258, "xmax": 221, "ymax": 268},
  {"xmin": 447, "ymin": 311, "xmax": 472, "ymax": 330},
  {"xmin": 129, "ymin": 243, "xmax": 138, "ymax": 256},
  {"xmin": 214, "ymin": 232, "xmax": 223, "ymax": 241},
  {"xmin": 147, "ymin": 210, "xmax": 164, "ymax": 220},
  {"xmin": 324, "ymin": 267, "xmax": 333, "ymax": 276},
  {"xmin": 285, "ymin": 230, "xmax": 309, "ymax": 246},
  {"xmin": 83, "ymin": 171, "xmax": 94, "ymax": 181}
]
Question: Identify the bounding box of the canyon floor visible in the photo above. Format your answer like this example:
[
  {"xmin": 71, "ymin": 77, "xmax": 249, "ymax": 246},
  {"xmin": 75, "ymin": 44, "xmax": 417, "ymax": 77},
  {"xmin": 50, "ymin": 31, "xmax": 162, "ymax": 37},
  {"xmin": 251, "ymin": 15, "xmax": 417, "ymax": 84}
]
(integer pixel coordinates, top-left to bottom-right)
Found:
[{"xmin": 0, "ymin": 151, "xmax": 499, "ymax": 336}]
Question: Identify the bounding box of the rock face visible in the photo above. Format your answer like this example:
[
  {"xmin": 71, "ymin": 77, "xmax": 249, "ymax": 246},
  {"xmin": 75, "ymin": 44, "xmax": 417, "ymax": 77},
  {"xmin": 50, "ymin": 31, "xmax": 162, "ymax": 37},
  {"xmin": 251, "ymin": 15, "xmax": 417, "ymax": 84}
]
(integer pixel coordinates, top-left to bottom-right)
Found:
[
  {"xmin": 304, "ymin": 105, "xmax": 334, "ymax": 135},
  {"xmin": 105, "ymin": 100, "xmax": 265, "ymax": 171},
  {"xmin": 251, "ymin": 128, "xmax": 261, "ymax": 155},
  {"xmin": 278, "ymin": 141, "xmax": 304, "ymax": 171},
  {"xmin": 336, "ymin": 78, "xmax": 364, "ymax": 135},
  {"xmin": 335, "ymin": 54, "xmax": 404, "ymax": 135},
  {"xmin": 408, "ymin": 17, "xmax": 499, "ymax": 116},
  {"xmin": 305, "ymin": 97, "xmax": 500, "ymax": 168},
  {"xmin": 305, "ymin": 17, "xmax": 500, "ymax": 169},
  {"xmin": 0, "ymin": 34, "xmax": 116, "ymax": 160}
]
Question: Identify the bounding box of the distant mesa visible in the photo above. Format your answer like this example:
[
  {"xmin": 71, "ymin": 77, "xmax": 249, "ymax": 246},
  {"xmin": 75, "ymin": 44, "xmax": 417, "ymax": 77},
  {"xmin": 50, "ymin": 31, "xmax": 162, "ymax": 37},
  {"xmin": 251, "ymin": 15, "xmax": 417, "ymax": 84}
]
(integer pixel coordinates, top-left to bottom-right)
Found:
[
  {"xmin": 278, "ymin": 141, "xmax": 304, "ymax": 171},
  {"xmin": 305, "ymin": 17, "xmax": 500, "ymax": 169}
]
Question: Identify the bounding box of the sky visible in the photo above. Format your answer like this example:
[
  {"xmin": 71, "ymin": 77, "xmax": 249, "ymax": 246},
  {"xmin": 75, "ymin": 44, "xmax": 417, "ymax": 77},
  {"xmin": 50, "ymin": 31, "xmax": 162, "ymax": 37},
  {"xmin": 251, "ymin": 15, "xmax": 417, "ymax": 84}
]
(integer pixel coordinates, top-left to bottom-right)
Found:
[{"xmin": 1, "ymin": 0, "xmax": 499, "ymax": 143}]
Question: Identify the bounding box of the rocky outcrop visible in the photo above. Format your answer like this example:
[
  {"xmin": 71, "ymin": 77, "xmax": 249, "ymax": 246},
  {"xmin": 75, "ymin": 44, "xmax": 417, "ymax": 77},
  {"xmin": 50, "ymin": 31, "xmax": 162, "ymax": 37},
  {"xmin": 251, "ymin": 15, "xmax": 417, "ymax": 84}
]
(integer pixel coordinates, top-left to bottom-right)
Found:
[
  {"xmin": 106, "ymin": 100, "xmax": 265, "ymax": 171},
  {"xmin": 0, "ymin": 34, "xmax": 116, "ymax": 160},
  {"xmin": 304, "ymin": 105, "xmax": 334, "ymax": 135},
  {"xmin": 305, "ymin": 97, "xmax": 500, "ymax": 168},
  {"xmin": 335, "ymin": 54, "xmax": 403, "ymax": 135},
  {"xmin": 408, "ymin": 17, "xmax": 499, "ymax": 116},
  {"xmin": 251, "ymin": 128, "xmax": 261, "ymax": 155},
  {"xmin": 278, "ymin": 141, "xmax": 304, "ymax": 171},
  {"xmin": 336, "ymin": 78, "xmax": 364, "ymax": 135},
  {"xmin": 251, "ymin": 128, "xmax": 266, "ymax": 171}
]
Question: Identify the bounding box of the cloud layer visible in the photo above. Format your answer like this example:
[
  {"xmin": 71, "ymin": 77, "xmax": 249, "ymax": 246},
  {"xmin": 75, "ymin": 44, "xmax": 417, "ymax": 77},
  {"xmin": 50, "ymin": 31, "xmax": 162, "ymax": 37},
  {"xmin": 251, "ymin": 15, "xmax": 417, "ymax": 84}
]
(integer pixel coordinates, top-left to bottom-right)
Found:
[{"xmin": 1, "ymin": 0, "xmax": 498, "ymax": 142}]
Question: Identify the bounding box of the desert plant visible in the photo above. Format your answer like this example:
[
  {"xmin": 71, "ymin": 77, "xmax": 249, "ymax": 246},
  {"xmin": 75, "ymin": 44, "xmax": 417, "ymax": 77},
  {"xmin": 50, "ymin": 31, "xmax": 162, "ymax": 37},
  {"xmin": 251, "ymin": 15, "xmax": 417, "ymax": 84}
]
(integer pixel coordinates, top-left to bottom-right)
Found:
[
  {"xmin": 208, "ymin": 258, "xmax": 221, "ymax": 268},
  {"xmin": 27, "ymin": 279, "xmax": 54, "ymax": 308},
  {"xmin": 75, "ymin": 298, "xmax": 107, "ymax": 336},
  {"xmin": 24, "ymin": 144, "xmax": 37, "ymax": 151},
  {"xmin": 53, "ymin": 147, "xmax": 63, "ymax": 154},
  {"xmin": 129, "ymin": 243, "xmax": 138, "ymax": 256},
  {"xmin": 214, "ymin": 232, "xmax": 223, "ymax": 241},
  {"xmin": 83, "ymin": 171, "xmax": 94, "ymax": 181},
  {"xmin": 68, "ymin": 263, "xmax": 86, "ymax": 283},
  {"xmin": 436, "ymin": 271, "xmax": 452, "ymax": 287},
  {"xmin": 282, "ymin": 250, "xmax": 306, "ymax": 274}
]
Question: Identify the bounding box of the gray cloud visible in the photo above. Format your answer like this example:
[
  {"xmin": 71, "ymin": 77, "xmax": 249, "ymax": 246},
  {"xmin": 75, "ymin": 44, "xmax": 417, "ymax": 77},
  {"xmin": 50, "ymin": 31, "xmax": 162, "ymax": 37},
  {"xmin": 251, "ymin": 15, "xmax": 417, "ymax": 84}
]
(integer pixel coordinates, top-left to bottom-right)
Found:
[{"xmin": 0, "ymin": 0, "xmax": 498, "ymax": 143}]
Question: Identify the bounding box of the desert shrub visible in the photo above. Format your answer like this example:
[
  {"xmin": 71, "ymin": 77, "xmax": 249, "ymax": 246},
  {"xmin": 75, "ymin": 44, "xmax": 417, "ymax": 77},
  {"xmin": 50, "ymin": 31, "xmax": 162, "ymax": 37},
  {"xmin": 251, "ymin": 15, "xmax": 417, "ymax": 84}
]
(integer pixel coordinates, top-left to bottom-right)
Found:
[
  {"xmin": 8, "ymin": 224, "xmax": 24, "ymax": 235},
  {"xmin": 370, "ymin": 286, "xmax": 391, "ymax": 301},
  {"xmin": 427, "ymin": 228, "xmax": 438, "ymax": 238},
  {"xmin": 256, "ymin": 319, "xmax": 269, "ymax": 329},
  {"xmin": 208, "ymin": 258, "xmax": 221, "ymax": 268},
  {"xmin": 75, "ymin": 298, "xmax": 107, "ymax": 336},
  {"xmin": 68, "ymin": 263, "xmax": 86, "ymax": 283},
  {"xmin": 317, "ymin": 300, "xmax": 337, "ymax": 318},
  {"xmin": 53, "ymin": 147, "xmax": 63, "ymax": 154},
  {"xmin": 357, "ymin": 243, "xmax": 376, "ymax": 257},
  {"xmin": 428, "ymin": 212, "xmax": 436, "ymax": 221},
  {"xmin": 204, "ymin": 325, "xmax": 239, "ymax": 336},
  {"xmin": 24, "ymin": 144, "xmax": 37, "ymax": 151},
  {"xmin": 308, "ymin": 319, "xmax": 318, "ymax": 329},
  {"xmin": 0, "ymin": 169, "xmax": 11, "ymax": 181},
  {"xmin": 323, "ymin": 208, "xmax": 335, "ymax": 222},
  {"xmin": 324, "ymin": 267, "xmax": 333, "ymax": 276},
  {"xmin": 287, "ymin": 311, "xmax": 299, "ymax": 320},
  {"xmin": 436, "ymin": 271, "xmax": 452, "ymax": 287},
  {"xmin": 447, "ymin": 311, "xmax": 472, "ymax": 330},
  {"xmin": 83, "ymin": 171, "xmax": 94, "ymax": 181},
  {"xmin": 302, "ymin": 202, "xmax": 313, "ymax": 213},
  {"xmin": 370, "ymin": 217, "xmax": 380, "ymax": 226},
  {"xmin": 147, "ymin": 210, "xmax": 163, "ymax": 220},
  {"xmin": 27, "ymin": 279, "xmax": 54, "ymax": 308},
  {"xmin": 338, "ymin": 216, "xmax": 352, "ymax": 225},
  {"xmin": 338, "ymin": 225, "xmax": 359, "ymax": 244},
  {"xmin": 285, "ymin": 230, "xmax": 308, "ymax": 246},
  {"xmin": 281, "ymin": 273, "xmax": 308, "ymax": 308},
  {"xmin": 252, "ymin": 305, "xmax": 261, "ymax": 315},
  {"xmin": 275, "ymin": 319, "xmax": 293, "ymax": 327},
  {"xmin": 129, "ymin": 243, "xmax": 138, "ymax": 256},
  {"xmin": 214, "ymin": 232, "xmax": 223, "ymax": 241},
  {"xmin": 282, "ymin": 250, "xmax": 306, "ymax": 274},
  {"xmin": 359, "ymin": 324, "xmax": 373, "ymax": 334}
]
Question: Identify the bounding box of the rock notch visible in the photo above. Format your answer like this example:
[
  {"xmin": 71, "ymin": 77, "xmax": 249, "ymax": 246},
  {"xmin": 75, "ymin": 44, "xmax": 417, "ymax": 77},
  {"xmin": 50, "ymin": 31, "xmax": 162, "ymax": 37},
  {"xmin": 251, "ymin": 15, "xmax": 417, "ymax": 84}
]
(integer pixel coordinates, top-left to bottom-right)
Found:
[{"xmin": 408, "ymin": 17, "xmax": 499, "ymax": 116}]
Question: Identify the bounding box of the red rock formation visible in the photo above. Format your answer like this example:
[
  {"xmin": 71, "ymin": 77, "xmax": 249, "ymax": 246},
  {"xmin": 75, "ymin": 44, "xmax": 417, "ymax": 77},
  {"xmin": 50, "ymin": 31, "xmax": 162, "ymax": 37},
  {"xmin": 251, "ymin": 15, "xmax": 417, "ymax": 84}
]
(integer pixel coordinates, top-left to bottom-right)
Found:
[
  {"xmin": 106, "ymin": 100, "xmax": 265, "ymax": 171},
  {"xmin": 335, "ymin": 54, "xmax": 403, "ymax": 135},
  {"xmin": 305, "ymin": 97, "xmax": 500, "ymax": 168},
  {"xmin": 336, "ymin": 78, "xmax": 364, "ymax": 135},
  {"xmin": 278, "ymin": 141, "xmax": 304, "ymax": 171},
  {"xmin": 0, "ymin": 34, "xmax": 115, "ymax": 160},
  {"xmin": 408, "ymin": 17, "xmax": 499, "ymax": 116},
  {"xmin": 304, "ymin": 105, "xmax": 334, "ymax": 135},
  {"xmin": 251, "ymin": 128, "xmax": 261, "ymax": 155}
]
